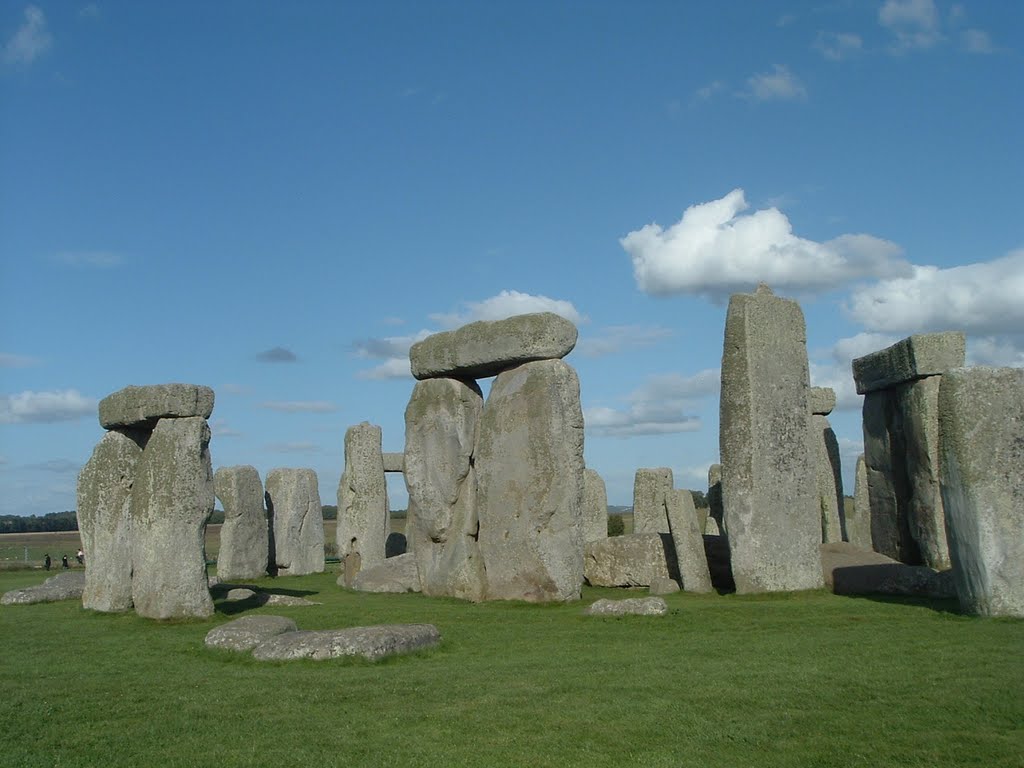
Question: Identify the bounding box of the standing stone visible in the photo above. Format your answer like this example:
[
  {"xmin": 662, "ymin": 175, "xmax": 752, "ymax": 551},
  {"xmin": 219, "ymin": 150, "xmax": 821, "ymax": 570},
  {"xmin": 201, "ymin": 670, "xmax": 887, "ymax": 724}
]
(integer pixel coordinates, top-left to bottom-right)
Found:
[
  {"xmin": 77, "ymin": 429, "xmax": 145, "ymax": 612},
  {"xmin": 404, "ymin": 377, "xmax": 487, "ymax": 601},
  {"xmin": 707, "ymin": 464, "xmax": 724, "ymax": 531},
  {"xmin": 129, "ymin": 417, "xmax": 214, "ymax": 619},
  {"xmin": 632, "ymin": 468, "xmax": 673, "ymax": 534},
  {"xmin": 939, "ymin": 367, "xmax": 1024, "ymax": 618},
  {"xmin": 665, "ymin": 489, "xmax": 713, "ymax": 593},
  {"xmin": 266, "ymin": 468, "xmax": 325, "ymax": 576},
  {"xmin": 584, "ymin": 533, "xmax": 677, "ymax": 587},
  {"xmin": 336, "ymin": 423, "xmax": 389, "ymax": 584},
  {"xmin": 214, "ymin": 466, "xmax": 268, "ymax": 580},
  {"xmin": 810, "ymin": 413, "xmax": 845, "ymax": 543},
  {"xmin": 861, "ymin": 391, "xmax": 913, "ymax": 561},
  {"xmin": 476, "ymin": 359, "xmax": 585, "ymax": 602},
  {"xmin": 846, "ymin": 455, "xmax": 873, "ymax": 550},
  {"xmin": 582, "ymin": 469, "xmax": 609, "ymax": 543},
  {"xmin": 719, "ymin": 284, "xmax": 823, "ymax": 593}
]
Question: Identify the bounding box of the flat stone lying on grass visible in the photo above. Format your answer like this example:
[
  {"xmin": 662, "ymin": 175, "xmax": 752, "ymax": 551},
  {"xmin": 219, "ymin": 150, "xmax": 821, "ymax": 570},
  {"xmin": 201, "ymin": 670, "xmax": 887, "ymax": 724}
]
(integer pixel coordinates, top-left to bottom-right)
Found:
[
  {"xmin": 820, "ymin": 542, "xmax": 954, "ymax": 599},
  {"xmin": 348, "ymin": 553, "xmax": 421, "ymax": 593},
  {"xmin": 251, "ymin": 624, "xmax": 441, "ymax": 662},
  {"xmin": 649, "ymin": 577, "xmax": 680, "ymax": 595},
  {"xmin": 263, "ymin": 594, "xmax": 321, "ymax": 607},
  {"xmin": 583, "ymin": 597, "xmax": 668, "ymax": 617},
  {"xmin": 204, "ymin": 615, "xmax": 298, "ymax": 652},
  {"xmin": 224, "ymin": 588, "xmax": 259, "ymax": 601},
  {"xmin": 1, "ymin": 571, "xmax": 86, "ymax": 605}
]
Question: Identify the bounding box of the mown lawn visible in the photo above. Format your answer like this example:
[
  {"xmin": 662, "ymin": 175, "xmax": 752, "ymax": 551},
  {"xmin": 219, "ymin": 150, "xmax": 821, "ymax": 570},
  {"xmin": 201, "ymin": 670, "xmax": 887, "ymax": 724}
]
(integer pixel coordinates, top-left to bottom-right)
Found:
[{"xmin": 0, "ymin": 569, "xmax": 1021, "ymax": 768}]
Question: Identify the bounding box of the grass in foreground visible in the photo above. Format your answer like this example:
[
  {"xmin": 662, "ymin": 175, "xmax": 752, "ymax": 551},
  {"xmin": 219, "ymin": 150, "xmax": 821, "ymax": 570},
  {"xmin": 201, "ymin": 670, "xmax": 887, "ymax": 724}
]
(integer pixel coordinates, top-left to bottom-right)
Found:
[{"xmin": 0, "ymin": 569, "xmax": 1021, "ymax": 768}]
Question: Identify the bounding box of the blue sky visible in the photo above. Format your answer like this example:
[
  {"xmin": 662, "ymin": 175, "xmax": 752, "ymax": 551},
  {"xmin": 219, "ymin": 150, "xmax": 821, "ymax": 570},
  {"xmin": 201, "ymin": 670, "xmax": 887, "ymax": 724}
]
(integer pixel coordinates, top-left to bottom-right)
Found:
[{"xmin": 1, "ymin": 0, "xmax": 1021, "ymax": 515}]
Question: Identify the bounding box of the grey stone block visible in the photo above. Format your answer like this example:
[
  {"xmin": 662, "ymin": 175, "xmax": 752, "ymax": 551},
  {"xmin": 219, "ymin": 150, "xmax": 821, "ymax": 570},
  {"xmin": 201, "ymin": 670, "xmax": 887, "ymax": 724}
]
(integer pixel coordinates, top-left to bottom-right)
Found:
[
  {"xmin": 348, "ymin": 552, "xmax": 421, "ymax": 593},
  {"xmin": 852, "ymin": 332, "xmax": 965, "ymax": 395},
  {"xmin": 204, "ymin": 615, "xmax": 298, "ymax": 652},
  {"xmin": 582, "ymin": 468, "xmax": 609, "ymax": 544},
  {"xmin": 99, "ymin": 383, "xmax": 215, "ymax": 429},
  {"xmin": 214, "ymin": 465, "xmax": 269, "ymax": 580},
  {"xmin": 337, "ymin": 423, "xmax": 389, "ymax": 583},
  {"xmin": 382, "ymin": 452, "xmax": 405, "ymax": 473},
  {"xmin": 808, "ymin": 387, "xmax": 836, "ymax": 416},
  {"xmin": 632, "ymin": 468, "xmax": 673, "ymax": 534},
  {"xmin": 846, "ymin": 455, "xmax": 873, "ymax": 550},
  {"xmin": 665, "ymin": 489, "xmax": 713, "ymax": 593},
  {"xmin": 267, "ymin": 468, "xmax": 325, "ymax": 576},
  {"xmin": 251, "ymin": 624, "xmax": 441, "ymax": 661},
  {"xmin": 1, "ymin": 572, "xmax": 86, "ymax": 605},
  {"xmin": 583, "ymin": 533, "xmax": 676, "ymax": 587},
  {"xmin": 583, "ymin": 597, "xmax": 668, "ymax": 616}
]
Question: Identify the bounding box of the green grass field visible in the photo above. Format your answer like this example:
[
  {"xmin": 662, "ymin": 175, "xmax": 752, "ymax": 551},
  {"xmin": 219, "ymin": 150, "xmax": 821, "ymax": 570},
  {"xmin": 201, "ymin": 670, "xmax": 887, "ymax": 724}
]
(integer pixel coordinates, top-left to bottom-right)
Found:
[{"xmin": 1, "ymin": 565, "xmax": 1021, "ymax": 768}]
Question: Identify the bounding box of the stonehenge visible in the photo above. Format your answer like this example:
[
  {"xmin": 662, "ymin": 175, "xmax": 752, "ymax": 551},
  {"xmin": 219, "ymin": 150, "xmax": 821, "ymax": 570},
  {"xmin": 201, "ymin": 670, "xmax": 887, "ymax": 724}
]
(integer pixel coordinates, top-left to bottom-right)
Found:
[
  {"xmin": 632, "ymin": 468, "xmax": 673, "ymax": 535},
  {"xmin": 809, "ymin": 387, "xmax": 845, "ymax": 544},
  {"xmin": 337, "ymin": 422, "xmax": 389, "ymax": 584},
  {"xmin": 266, "ymin": 468, "xmax": 325, "ymax": 577},
  {"xmin": 77, "ymin": 383, "xmax": 215, "ymax": 619},
  {"xmin": 582, "ymin": 468, "xmax": 609, "ymax": 543},
  {"xmin": 214, "ymin": 465, "xmax": 269, "ymax": 580}
]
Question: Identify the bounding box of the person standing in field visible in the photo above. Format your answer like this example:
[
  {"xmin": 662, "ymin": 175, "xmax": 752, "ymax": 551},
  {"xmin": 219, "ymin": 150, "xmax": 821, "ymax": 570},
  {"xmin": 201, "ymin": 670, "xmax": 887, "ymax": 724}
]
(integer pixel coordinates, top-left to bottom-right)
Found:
[
  {"xmin": 76, "ymin": 548, "xmax": 84, "ymax": 565},
  {"xmin": 44, "ymin": 553, "xmax": 51, "ymax": 571},
  {"xmin": 61, "ymin": 554, "xmax": 69, "ymax": 569}
]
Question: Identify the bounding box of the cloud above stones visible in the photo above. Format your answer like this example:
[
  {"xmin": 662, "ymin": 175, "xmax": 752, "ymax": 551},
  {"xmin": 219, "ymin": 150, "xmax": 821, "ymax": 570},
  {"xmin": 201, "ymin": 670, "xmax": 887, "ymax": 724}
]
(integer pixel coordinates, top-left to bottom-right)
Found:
[
  {"xmin": 3, "ymin": 5, "xmax": 51, "ymax": 67},
  {"xmin": 742, "ymin": 65, "xmax": 807, "ymax": 102},
  {"xmin": 0, "ymin": 390, "xmax": 96, "ymax": 424},
  {"xmin": 879, "ymin": 0, "xmax": 942, "ymax": 52},
  {"xmin": 585, "ymin": 369, "xmax": 718, "ymax": 437},
  {"xmin": 256, "ymin": 346, "xmax": 298, "ymax": 363},
  {"xmin": 623, "ymin": 189, "xmax": 909, "ymax": 299},
  {"xmin": 258, "ymin": 400, "xmax": 337, "ymax": 413}
]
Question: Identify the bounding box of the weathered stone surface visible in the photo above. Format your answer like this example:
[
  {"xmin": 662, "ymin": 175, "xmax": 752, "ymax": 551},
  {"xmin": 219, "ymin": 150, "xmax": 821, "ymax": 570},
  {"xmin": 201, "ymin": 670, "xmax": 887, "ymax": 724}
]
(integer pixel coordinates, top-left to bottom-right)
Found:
[
  {"xmin": 130, "ymin": 417, "xmax": 214, "ymax": 619},
  {"xmin": 704, "ymin": 517, "xmax": 721, "ymax": 536},
  {"xmin": 214, "ymin": 465, "xmax": 268, "ymax": 580},
  {"xmin": 811, "ymin": 414, "xmax": 845, "ymax": 544},
  {"xmin": 649, "ymin": 577, "xmax": 680, "ymax": 595},
  {"xmin": 939, "ymin": 367, "xmax": 1024, "ymax": 617},
  {"xmin": 264, "ymin": 594, "xmax": 321, "ymax": 607},
  {"xmin": 719, "ymin": 284, "xmax": 823, "ymax": 593},
  {"xmin": 583, "ymin": 533, "xmax": 676, "ymax": 587},
  {"xmin": 582, "ymin": 469, "xmax": 609, "ymax": 544},
  {"xmin": 1, "ymin": 572, "xmax": 86, "ymax": 605},
  {"xmin": 382, "ymin": 452, "xmax": 405, "ymax": 473},
  {"xmin": 266, "ymin": 468, "xmax": 325, "ymax": 576},
  {"xmin": 337, "ymin": 422, "xmax": 389, "ymax": 584},
  {"xmin": 77, "ymin": 429, "xmax": 143, "ymax": 612},
  {"xmin": 224, "ymin": 588, "xmax": 258, "ymax": 601},
  {"xmin": 862, "ymin": 391, "xmax": 912, "ymax": 561},
  {"xmin": 583, "ymin": 597, "xmax": 668, "ymax": 617},
  {"xmin": 808, "ymin": 387, "xmax": 836, "ymax": 416},
  {"xmin": 665, "ymin": 489, "xmax": 713, "ymax": 593},
  {"xmin": 847, "ymin": 455, "xmax": 873, "ymax": 550},
  {"xmin": 707, "ymin": 464, "xmax": 723, "ymax": 530},
  {"xmin": 852, "ymin": 332, "xmax": 966, "ymax": 395},
  {"xmin": 404, "ymin": 377, "xmax": 486, "ymax": 601},
  {"xmin": 204, "ymin": 615, "xmax": 298, "ymax": 652},
  {"xmin": 251, "ymin": 624, "xmax": 441, "ymax": 662},
  {"xmin": 821, "ymin": 543, "xmax": 954, "ymax": 599},
  {"xmin": 476, "ymin": 359, "xmax": 585, "ymax": 602},
  {"xmin": 348, "ymin": 552, "xmax": 421, "ymax": 593},
  {"xmin": 632, "ymin": 468, "xmax": 673, "ymax": 534},
  {"xmin": 99, "ymin": 383, "xmax": 215, "ymax": 429},
  {"xmin": 410, "ymin": 312, "xmax": 578, "ymax": 381}
]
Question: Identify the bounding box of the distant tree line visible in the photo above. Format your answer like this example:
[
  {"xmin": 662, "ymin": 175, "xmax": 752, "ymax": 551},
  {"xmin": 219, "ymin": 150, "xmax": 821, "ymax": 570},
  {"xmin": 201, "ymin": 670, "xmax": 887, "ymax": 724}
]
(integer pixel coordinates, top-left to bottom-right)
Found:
[{"xmin": 0, "ymin": 511, "xmax": 79, "ymax": 534}]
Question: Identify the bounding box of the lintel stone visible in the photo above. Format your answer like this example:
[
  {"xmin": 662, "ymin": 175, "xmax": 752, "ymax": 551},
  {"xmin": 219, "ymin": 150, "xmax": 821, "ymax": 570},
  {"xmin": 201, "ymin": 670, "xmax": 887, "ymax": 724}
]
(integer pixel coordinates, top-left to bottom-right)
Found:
[
  {"xmin": 852, "ymin": 332, "xmax": 965, "ymax": 395},
  {"xmin": 808, "ymin": 387, "xmax": 836, "ymax": 416},
  {"xmin": 99, "ymin": 384, "xmax": 215, "ymax": 429}
]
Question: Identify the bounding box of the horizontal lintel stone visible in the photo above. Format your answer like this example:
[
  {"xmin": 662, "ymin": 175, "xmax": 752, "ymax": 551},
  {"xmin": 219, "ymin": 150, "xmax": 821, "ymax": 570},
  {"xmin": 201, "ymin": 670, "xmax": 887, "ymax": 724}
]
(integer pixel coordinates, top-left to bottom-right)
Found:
[{"xmin": 852, "ymin": 332, "xmax": 965, "ymax": 394}]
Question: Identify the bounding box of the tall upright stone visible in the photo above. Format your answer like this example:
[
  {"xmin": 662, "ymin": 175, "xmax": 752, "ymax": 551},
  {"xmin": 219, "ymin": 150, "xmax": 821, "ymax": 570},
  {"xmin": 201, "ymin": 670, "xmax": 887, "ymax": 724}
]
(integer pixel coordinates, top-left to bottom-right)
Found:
[
  {"xmin": 77, "ymin": 429, "xmax": 145, "ymax": 612},
  {"xmin": 846, "ymin": 455, "xmax": 873, "ymax": 549},
  {"xmin": 266, "ymin": 468, "xmax": 325, "ymax": 576},
  {"xmin": 938, "ymin": 367, "xmax": 1024, "ymax": 618},
  {"xmin": 707, "ymin": 463, "xmax": 723, "ymax": 534},
  {"xmin": 853, "ymin": 332, "xmax": 964, "ymax": 569},
  {"xmin": 719, "ymin": 284, "xmax": 823, "ymax": 593},
  {"xmin": 130, "ymin": 417, "xmax": 214, "ymax": 619},
  {"xmin": 808, "ymin": 387, "xmax": 845, "ymax": 544},
  {"xmin": 632, "ymin": 468, "xmax": 673, "ymax": 534},
  {"xmin": 476, "ymin": 359, "xmax": 585, "ymax": 602},
  {"xmin": 665, "ymin": 489, "xmax": 713, "ymax": 593},
  {"xmin": 583, "ymin": 468, "xmax": 609, "ymax": 543},
  {"xmin": 336, "ymin": 422, "xmax": 389, "ymax": 584},
  {"xmin": 214, "ymin": 465, "xmax": 268, "ymax": 580},
  {"xmin": 404, "ymin": 378, "xmax": 487, "ymax": 601}
]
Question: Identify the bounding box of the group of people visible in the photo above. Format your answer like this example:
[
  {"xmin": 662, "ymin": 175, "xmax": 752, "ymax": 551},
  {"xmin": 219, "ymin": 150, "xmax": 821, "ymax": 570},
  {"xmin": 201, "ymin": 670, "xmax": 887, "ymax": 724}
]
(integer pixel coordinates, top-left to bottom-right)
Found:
[{"xmin": 43, "ymin": 549, "xmax": 84, "ymax": 571}]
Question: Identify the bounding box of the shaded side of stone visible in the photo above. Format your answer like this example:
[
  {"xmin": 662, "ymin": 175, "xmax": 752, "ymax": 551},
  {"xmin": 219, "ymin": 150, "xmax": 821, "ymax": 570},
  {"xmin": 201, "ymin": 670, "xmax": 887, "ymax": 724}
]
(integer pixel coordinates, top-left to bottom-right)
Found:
[
  {"xmin": 214, "ymin": 465, "xmax": 269, "ymax": 580},
  {"xmin": 336, "ymin": 422, "xmax": 389, "ymax": 584},
  {"xmin": 811, "ymin": 414, "xmax": 845, "ymax": 544},
  {"xmin": 862, "ymin": 391, "xmax": 917, "ymax": 562},
  {"xmin": 582, "ymin": 468, "xmax": 609, "ymax": 544},
  {"xmin": 821, "ymin": 542, "xmax": 954, "ymax": 598},
  {"xmin": 719, "ymin": 286, "xmax": 823, "ymax": 593},
  {"xmin": 130, "ymin": 417, "xmax": 214, "ymax": 619},
  {"xmin": 939, "ymin": 366, "xmax": 1024, "ymax": 618},
  {"xmin": 665, "ymin": 489, "xmax": 713, "ymax": 593},
  {"xmin": 476, "ymin": 359, "xmax": 585, "ymax": 602},
  {"xmin": 251, "ymin": 624, "xmax": 441, "ymax": 662},
  {"xmin": 77, "ymin": 428, "xmax": 144, "ymax": 612},
  {"xmin": 583, "ymin": 533, "xmax": 676, "ymax": 587},
  {"xmin": 852, "ymin": 332, "xmax": 965, "ymax": 395},
  {"xmin": 266, "ymin": 468, "xmax": 325, "ymax": 576},
  {"xmin": 632, "ymin": 468, "xmax": 673, "ymax": 535},
  {"xmin": 99, "ymin": 383, "xmax": 215, "ymax": 429},
  {"xmin": 707, "ymin": 464, "xmax": 723, "ymax": 531},
  {"xmin": 404, "ymin": 377, "xmax": 486, "ymax": 601},
  {"xmin": 410, "ymin": 311, "xmax": 578, "ymax": 380}
]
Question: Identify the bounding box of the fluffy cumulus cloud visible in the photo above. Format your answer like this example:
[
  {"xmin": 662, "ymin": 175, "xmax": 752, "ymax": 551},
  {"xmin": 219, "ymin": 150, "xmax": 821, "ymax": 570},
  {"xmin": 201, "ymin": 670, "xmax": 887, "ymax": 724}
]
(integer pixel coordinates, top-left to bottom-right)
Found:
[
  {"xmin": 743, "ymin": 65, "xmax": 807, "ymax": 102},
  {"xmin": 846, "ymin": 250, "xmax": 1024, "ymax": 334},
  {"xmin": 967, "ymin": 336, "xmax": 1024, "ymax": 367},
  {"xmin": 623, "ymin": 189, "xmax": 909, "ymax": 299},
  {"xmin": 352, "ymin": 329, "xmax": 432, "ymax": 380},
  {"xmin": 258, "ymin": 400, "xmax": 337, "ymax": 413},
  {"xmin": 879, "ymin": 0, "xmax": 942, "ymax": 52},
  {"xmin": 576, "ymin": 325, "xmax": 673, "ymax": 358},
  {"xmin": 0, "ymin": 390, "xmax": 96, "ymax": 424},
  {"xmin": 357, "ymin": 357, "xmax": 413, "ymax": 380},
  {"xmin": 3, "ymin": 5, "xmax": 51, "ymax": 66},
  {"xmin": 585, "ymin": 369, "xmax": 719, "ymax": 437},
  {"xmin": 430, "ymin": 290, "xmax": 584, "ymax": 328},
  {"xmin": 809, "ymin": 332, "xmax": 899, "ymax": 410}
]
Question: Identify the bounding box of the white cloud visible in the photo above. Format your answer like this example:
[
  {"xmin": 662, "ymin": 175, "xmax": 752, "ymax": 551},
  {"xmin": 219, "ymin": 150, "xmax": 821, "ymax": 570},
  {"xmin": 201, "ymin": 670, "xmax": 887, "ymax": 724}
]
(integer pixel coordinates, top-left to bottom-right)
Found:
[
  {"xmin": 576, "ymin": 325, "xmax": 673, "ymax": 358},
  {"xmin": 966, "ymin": 336, "xmax": 1024, "ymax": 367},
  {"xmin": 353, "ymin": 330, "xmax": 432, "ymax": 360},
  {"xmin": 962, "ymin": 29, "xmax": 994, "ymax": 54},
  {"xmin": 814, "ymin": 32, "xmax": 863, "ymax": 61},
  {"xmin": 879, "ymin": 0, "xmax": 942, "ymax": 52},
  {"xmin": 742, "ymin": 65, "xmax": 807, "ymax": 102},
  {"xmin": 53, "ymin": 251, "xmax": 123, "ymax": 268},
  {"xmin": 430, "ymin": 290, "xmax": 584, "ymax": 328},
  {"xmin": 846, "ymin": 249, "xmax": 1024, "ymax": 334},
  {"xmin": 585, "ymin": 369, "xmax": 718, "ymax": 437},
  {"xmin": 357, "ymin": 358, "xmax": 413, "ymax": 380},
  {"xmin": 3, "ymin": 5, "xmax": 51, "ymax": 66},
  {"xmin": 0, "ymin": 353, "xmax": 40, "ymax": 368},
  {"xmin": 0, "ymin": 390, "xmax": 96, "ymax": 424},
  {"xmin": 623, "ymin": 189, "xmax": 910, "ymax": 299},
  {"xmin": 258, "ymin": 400, "xmax": 337, "ymax": 413},
  {"xmin": 809, "ymin": 332, "xmax": 899, "ymax": 411}
]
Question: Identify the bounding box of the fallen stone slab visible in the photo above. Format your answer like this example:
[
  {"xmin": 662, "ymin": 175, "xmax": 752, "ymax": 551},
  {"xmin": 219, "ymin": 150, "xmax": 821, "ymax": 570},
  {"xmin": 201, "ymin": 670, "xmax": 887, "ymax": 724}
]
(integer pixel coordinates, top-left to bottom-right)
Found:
[
  {"xmin": 204, "ymin": 615, "xmax": 298, "ymax": 652},
  {"xmin": 852, "ymin": 332, "xmax": 965, "ymax": 395},
  {"xmin": 1, "ymin": 571, "xmax": 86, "ymax": 606},
  {"xmin": 410, "ymin": 312, "xmax": 578, "ymax": 380},
  {"xmin": 583, "ymin": 597, "xmax": 668, "ymax": 617},
  {"xmin": 99, "ymin": 383, "xmax": 215, "ymax": 429},
  {"xmin": 251, "ymin": 624, "xmax": 441, "ymax": 662},
  {"xmin": 224, "ymin": 588, "xmax": 259, "ymax": 601},
  {"xmin": 820, "ymin": 542, "xmax": 954, "ymax": 599},
  {"xmin": 348, "ymin": 553, "xmax": 421, "ymax": 593},
  {"xmin": 649, "ymin": 577, "xmax": 680, "ymax": 595},
  {"xmin": 263, "ymin": 594, "xmax": 321, "ymax": 607}
]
